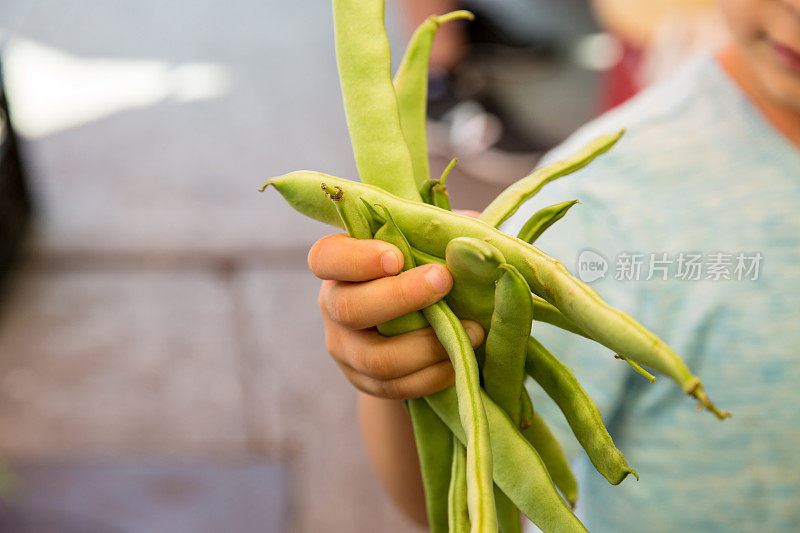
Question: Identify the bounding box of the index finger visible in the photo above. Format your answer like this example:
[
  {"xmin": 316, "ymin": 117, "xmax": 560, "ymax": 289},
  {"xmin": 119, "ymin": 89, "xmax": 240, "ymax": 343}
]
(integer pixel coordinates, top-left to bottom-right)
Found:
[{"xmin": 308, "ymin": 233, "xmax": 406, "ymax": 282}]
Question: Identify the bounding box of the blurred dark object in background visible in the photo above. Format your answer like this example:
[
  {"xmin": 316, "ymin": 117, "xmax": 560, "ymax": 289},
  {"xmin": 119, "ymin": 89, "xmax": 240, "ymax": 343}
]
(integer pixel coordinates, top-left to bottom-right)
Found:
[
  {"xmin": 421, "ymin": 0, "xmax": 611, "ymax": 207},
  {"xmin": 0, "ymin": 55, "xmax": 31, "ymax": 295}
]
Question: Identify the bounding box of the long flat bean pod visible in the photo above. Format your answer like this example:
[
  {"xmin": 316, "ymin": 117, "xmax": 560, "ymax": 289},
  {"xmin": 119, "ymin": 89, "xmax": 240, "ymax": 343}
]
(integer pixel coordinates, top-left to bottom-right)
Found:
[
  {"xmin": 368, "ymin": 209, "xmax": 455, "ymax": 532},
  {"xmin": 449, "ymin": 436, "xmax": 471, "ymax": 533},
  {"xmin": 426, "ymin": 387, "xmax": 587, "ymax": 533},
  {"xmin": 329, "ymin": 192, "xmax": 453, "ymax": 530},
  {"xmin": 483, "ymin": 264, "xmax": 531, "ymax": 425},
  {"xmin": 408, "ymin": 398, "xmax": 453, "ymax": 533},
  {"xmin": 522, "ymin": 410, "xmax": 579, "ymax": 508},
  {"xmin": 332, "ymin": 0, "xmax": 421, "ymax": 201},
  {"xmin": 262, "ymin": 172, "xmax": 727, "ymax": 418},
  {"xmin": 487, "ymin": 268, "xmax": 528, "ymax": 533},
  {"xmin": 525, "ymin": 336, "xmax": 637, "ymax": 485},
  {"xmin": 422, "ymin": 301, "xmax": 497, "ymax": 533}
]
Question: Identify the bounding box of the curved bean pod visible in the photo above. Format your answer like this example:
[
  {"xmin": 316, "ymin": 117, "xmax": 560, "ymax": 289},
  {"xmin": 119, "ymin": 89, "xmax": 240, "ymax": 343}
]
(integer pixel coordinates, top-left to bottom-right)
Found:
[
  {"xmin": 395, "ymin": 13, "xmax": 473, "ymax": 188},
  {"xmin": 522, "ymin": 410, "xmax": 579, "ymax": 508},
  {"xmin": 445, "ymin": 237, "xmax": 506, "ymax": 331},
  {"xmin": 525, "ymin": 336, "xmax": 637, "ymax": 485},
  {"xmin": 516, "ymin": 199, "xmax": 579, "ymax": 244},
  {"xmin": 479, "ymin": 130, "xmax": 623, "ymax": 227}
]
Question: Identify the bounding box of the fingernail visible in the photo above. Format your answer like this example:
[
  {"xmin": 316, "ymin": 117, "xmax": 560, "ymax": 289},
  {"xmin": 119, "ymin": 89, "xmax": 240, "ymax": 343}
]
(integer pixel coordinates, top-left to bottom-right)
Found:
[
  {"xmin": 381, "ymin": 251, "xmax": 402, "ymax": 274},
  {"xmin": 465, "ymin": 324, "xmax": 484, "ymax": 346},
  {"xmin": 424, "ymin": 264, "xmax": 450, "ymax": 293}
]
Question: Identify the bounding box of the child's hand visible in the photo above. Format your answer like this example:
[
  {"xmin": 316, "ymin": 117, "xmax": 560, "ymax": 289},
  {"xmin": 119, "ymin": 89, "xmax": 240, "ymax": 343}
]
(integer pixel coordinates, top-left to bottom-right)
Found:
[{"xmin": 308, "ymin": 232, "xmax": 484, "ymax": 399}]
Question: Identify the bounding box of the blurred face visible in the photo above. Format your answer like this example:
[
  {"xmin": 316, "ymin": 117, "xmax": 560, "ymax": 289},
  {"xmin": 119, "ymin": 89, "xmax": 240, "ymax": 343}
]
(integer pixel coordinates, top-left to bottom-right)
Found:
[{"xmin": 719, "ymin": 0, "xmax": 800, "ymax": 110}]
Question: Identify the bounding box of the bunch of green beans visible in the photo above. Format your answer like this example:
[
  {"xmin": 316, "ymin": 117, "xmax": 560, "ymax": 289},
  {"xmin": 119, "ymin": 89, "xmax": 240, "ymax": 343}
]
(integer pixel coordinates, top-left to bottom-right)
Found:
[{"xmin": 261, "ymin": 2, "xmax": 729, "ymax": 531}]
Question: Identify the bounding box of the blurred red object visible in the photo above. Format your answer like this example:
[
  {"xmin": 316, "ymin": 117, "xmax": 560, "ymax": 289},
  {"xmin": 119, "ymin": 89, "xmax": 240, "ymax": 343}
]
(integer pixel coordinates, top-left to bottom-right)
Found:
[{"xmin": 598, "ymin": 41, "xmax": 643, "ymax": 113}]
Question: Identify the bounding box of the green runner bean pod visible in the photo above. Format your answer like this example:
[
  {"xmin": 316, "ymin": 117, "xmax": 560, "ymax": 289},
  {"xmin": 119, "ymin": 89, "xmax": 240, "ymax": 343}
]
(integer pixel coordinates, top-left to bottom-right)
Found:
[
  {"xmin": 479, "ymin": 131, "xmax": 623, "ymax": 227},
  {"xmin": 522, "ymin": 410, "xmax": 579, "ymax": 508},
  {"xmin": 449, "ymin": 436, "xmax": 471, "ymax": 533},
  {"xmin": 483, "ymin": 264, "xmax": 532, "ymax": 425},
  {"xmin": 332, "ymin": 0, "xmax": 420, "ymax": 200},
  {"xmin": 394, "ymin": 12, "xmax": 473, "ymax": 188},
  {"xmin": 408, "ymin": 398, "xmax": 454, "ymax": 533},
  {"xmin": 525, "ymin": 336, "xmax": 637, "ymax": 485},
  {"xmin": 422, "ymin": 301, "xmax": 497, "ymax": 532},
  {"xmin": 426, "ymin": 386, "xmax": 587, "ymax": 532},
  {"xmin": 517, "ymin": 199, "xmax": 579, "ymax": 244}
]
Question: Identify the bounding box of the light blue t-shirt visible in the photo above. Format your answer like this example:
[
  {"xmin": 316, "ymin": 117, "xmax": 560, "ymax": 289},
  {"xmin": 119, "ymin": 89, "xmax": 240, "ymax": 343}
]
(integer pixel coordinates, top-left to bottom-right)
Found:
[{"xmin": 503, "ymin": 52, "xmax": 800, "ymax": 532}]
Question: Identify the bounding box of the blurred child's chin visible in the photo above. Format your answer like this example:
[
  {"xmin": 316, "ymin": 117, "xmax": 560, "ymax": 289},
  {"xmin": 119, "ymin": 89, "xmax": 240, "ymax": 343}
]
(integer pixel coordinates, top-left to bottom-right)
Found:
[{"xmin": 755, "ymin": 41, "xmax": 800, "ymax": 112}]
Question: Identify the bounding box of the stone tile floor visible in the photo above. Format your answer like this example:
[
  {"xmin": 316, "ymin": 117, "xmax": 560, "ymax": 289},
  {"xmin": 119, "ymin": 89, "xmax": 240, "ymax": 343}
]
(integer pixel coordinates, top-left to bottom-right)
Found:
[
  {"xmin": 0, "ymin": 459, "xmax": 288, "ymax": 533},
  {"xmin": 0, "ymin": 1, "xmax": 513, "ymax": 531}
]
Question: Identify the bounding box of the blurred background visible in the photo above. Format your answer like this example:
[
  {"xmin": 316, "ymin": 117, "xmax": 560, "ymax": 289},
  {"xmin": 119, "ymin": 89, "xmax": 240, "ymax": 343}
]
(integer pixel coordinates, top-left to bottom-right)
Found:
[{"xmin": 0, "ymin": 1, "xmax": 722, "ymax": 532}]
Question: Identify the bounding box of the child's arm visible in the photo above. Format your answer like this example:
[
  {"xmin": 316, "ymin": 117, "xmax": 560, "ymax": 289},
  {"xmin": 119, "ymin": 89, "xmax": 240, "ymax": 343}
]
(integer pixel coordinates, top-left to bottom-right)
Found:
[
  {"xmin": 358, "ymin": 392, "xmax": 427, "ymax": 525},
  {"xmin": 307, "ymin": 233, "xmax": 484, "ymax": 525}
]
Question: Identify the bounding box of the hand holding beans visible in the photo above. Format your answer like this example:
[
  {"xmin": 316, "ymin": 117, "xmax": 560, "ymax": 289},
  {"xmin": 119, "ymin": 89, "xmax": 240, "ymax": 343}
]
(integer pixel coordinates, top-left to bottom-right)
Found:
[{"xmin": 309, "ymin": 233, "xmax": 484, "ymax": 399}]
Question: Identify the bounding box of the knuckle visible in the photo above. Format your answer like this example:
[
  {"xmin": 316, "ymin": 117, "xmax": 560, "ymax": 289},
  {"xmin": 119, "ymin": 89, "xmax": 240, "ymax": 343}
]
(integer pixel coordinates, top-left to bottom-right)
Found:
[
  {"xmin": 321, "ymin": 283, "xmax": 354, "ymax": 326},
  {"xmin": 354, "ymin": 343, "xmax": 387, "ymax": 379},
  {"xmin": 393, "ymin": 273, "xmax": 422, "ymax": 311},
  {"xmin": 378, "ymin": 378, "xmax": 402, "ymax": 400},
  {"xmin": 425, "ymin": 335, "xmax": 449, "ymax": 361},
  {"xmin": 357, "ymin": 373, "xmax": 389, "ymax": 398},
  {"xmin": 329, "ymin": 291, "xmax": 357, "ymax": 326}
]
